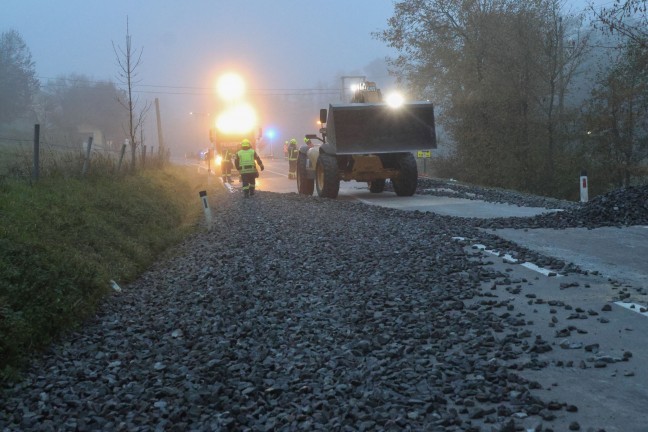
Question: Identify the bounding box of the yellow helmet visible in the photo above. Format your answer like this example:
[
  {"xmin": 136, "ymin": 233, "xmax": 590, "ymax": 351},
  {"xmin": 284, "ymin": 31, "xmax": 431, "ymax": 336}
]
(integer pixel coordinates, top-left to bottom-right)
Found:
[
  {"xmin": 241, "ymin": 139, "xmax": 251, "ymax": 148},
  {"xmin": 304, "ymin": 137, "xmax": 311, "ymax": 143},
  {"xmin": 290, "ymin": 138, "xmax": 297, "ymax": 144}
]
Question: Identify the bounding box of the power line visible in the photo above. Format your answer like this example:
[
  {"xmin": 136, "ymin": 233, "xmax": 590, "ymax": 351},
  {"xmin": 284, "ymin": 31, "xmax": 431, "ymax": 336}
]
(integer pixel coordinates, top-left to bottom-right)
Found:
[{"xmin": 36, "ymin": 75, "xmax": 341, "ymax": 96}]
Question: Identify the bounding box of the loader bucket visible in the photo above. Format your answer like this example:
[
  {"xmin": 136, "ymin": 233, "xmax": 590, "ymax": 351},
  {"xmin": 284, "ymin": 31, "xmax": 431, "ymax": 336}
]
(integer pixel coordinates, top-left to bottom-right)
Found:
[{"xmin": 323, "ymin": 102, "xmax": 436, "ymax": 155}]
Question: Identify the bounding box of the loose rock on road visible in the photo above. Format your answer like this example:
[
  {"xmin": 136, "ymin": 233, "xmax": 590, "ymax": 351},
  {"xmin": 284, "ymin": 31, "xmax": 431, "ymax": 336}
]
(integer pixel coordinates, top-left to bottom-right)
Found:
[{"xmin": 1, "ymin": 182, "xmax": 647, "ymax": 431}]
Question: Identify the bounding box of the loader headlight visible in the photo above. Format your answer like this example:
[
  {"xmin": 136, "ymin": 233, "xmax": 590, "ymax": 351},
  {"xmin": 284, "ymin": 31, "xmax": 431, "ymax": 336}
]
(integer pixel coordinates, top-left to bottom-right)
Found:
[
  {"xmin": 386, "ymin": 92, "xmax": 404, "ymax": 108},
  {"xmin": 215, "ymin": 154, "xmax": 223, "ymax": 165}
]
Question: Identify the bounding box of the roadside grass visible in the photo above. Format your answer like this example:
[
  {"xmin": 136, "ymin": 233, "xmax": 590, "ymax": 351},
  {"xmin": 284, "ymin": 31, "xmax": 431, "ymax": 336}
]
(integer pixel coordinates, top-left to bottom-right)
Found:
[
  {"xmin": 0, "ymin": 163, "xmax": 213, "ymax": 382},
  {"xmin": 0, "ymin": 142, "xmax": 26, "ymax": 178}
]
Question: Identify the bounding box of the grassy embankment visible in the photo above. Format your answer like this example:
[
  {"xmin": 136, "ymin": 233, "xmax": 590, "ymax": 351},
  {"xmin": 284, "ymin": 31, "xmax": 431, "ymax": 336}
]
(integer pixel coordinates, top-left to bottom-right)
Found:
[{"xmin": 0, "ymin": 163, "xmax": 214, "ymax": 382}]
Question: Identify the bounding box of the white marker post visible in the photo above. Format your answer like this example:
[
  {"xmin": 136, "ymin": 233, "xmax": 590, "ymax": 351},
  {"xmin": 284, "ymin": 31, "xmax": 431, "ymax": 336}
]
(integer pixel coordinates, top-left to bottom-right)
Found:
[
  {"xmin": 199, "ymin": 190, "xmax": 212, "ymax": 231},
  {"xmin": 207, "ymin": 149, "xmax": 213, "ymax": 187},
  {"xmin": 580, "ymin": 170, "xmax": 588, "ymax": 203}
]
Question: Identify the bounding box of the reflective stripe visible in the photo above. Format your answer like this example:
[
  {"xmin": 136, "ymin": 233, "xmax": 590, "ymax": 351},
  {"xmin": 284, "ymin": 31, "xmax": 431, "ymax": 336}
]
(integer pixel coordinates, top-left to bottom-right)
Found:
[
  {"xmin": 288, "ymin": 148, "xmax": 298, "ymax": 161},
  {"xmin": 237, "ymin": 149, "xmax": 257, "ymax": 173}
]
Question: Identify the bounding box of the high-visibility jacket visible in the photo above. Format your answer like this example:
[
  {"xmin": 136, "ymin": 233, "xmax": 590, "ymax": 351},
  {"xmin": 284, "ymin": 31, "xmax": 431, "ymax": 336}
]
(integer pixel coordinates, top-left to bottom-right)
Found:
[
  {"xmin": 288, "ymin": 144, "xmax": 298, "ymax": 161},
  {"xmin": 236, "ymin": 148, "xmax": 258, "ymax": 174}
]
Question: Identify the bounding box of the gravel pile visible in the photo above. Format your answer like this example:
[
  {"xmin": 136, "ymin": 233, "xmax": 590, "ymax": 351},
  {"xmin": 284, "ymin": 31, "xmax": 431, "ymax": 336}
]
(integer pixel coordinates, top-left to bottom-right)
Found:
[
  {"xmin": 1, "ymin": 184, "xmax": 640, "ymax": 431},
  {"xmin": 415, "ymin": 178, "xmax": 647, "ymax": 229},
  {"xmin": 535, "ymin": 184, "xmax": 648, "ymax": 228},
  {"xmin": 415, "ymin": 178, "xmax": 578, "ymax": 210}
]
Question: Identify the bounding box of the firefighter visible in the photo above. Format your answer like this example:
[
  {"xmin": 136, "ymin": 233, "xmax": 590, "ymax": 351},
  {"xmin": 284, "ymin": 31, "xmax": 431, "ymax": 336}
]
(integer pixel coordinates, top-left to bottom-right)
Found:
[
  {"xmin": 234, "ymin": 139, "xmax": 264, "ymax": 198},
  {"xmin": 304, "ymin": 137, "xmax": 314, "ymax": 148},
  {"xmin": 220, "ymin": 146, "xmax": 233, "ymax": 183},
  {"xmin": 287, "ymin": 138, "xmax": 298, "ymax": 179}
]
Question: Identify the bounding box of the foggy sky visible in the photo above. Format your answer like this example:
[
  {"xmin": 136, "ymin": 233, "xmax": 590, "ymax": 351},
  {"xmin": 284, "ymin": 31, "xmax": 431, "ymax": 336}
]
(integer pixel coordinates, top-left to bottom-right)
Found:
[
  {"xmin": 2, "ymin": 0, "xmax": 403, "ymax": 153},
  {"xmin": 2, "ymin": 0, "xmax": 601, "ymax": 154}
]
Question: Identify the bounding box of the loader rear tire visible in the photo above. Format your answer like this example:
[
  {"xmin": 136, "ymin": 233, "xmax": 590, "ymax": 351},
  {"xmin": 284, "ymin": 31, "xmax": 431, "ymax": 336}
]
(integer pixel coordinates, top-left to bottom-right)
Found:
[
  {"xmin": 368, "ymin": 179, "xmax": 385, "ymax": 193},
  {"xmin": 297, "ymin": 153, "xmax": 314, "ymax": 195},
  {"xmin": 315, "ymin": 154, "xmax": 339, "ymax": 198},
  {"xmin": 392, "ymin": 153, "xmax": 417, "ymax": 196}
]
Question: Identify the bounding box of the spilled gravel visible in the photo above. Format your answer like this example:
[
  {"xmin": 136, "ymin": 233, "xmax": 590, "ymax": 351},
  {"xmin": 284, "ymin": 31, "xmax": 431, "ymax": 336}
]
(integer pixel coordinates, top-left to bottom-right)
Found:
[{"xmin": 1, "ymin": 182, "xmax": 646, "ymax": 431}]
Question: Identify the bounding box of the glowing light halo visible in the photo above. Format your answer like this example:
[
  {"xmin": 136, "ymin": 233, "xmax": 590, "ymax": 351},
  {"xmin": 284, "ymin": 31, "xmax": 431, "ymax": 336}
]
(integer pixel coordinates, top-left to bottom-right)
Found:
[
  {"xmin": 386, "ymin": 92, "xmax": 405, "ymax": 108},
  {"xmin": 216, "ymin": 73, "xmax": 246, "ymax": 101},
  {"xmin": 215, "ymin": 103, "xmax": 258, "ymax": 135}
]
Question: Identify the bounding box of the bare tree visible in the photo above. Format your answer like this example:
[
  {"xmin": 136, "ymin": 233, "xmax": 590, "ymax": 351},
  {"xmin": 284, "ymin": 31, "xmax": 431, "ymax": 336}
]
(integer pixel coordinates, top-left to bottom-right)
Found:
[
  {"xmin": 584, "ymin": 42, "xmax": 648, "ymax": 188},
  {"xmin": 375, "ymin": 0, "xmax": 591, "ymax": 195},
  {"xmin": 113, "ymin": 17, "xmax": 150, "ymax": 171},
  {"xmin": 536, "ymin": 1, "xmax": 591, "ymax": 189},
  {"xmin": 589, "ymin": 0, "xmax": 647, "ymax": 47}
]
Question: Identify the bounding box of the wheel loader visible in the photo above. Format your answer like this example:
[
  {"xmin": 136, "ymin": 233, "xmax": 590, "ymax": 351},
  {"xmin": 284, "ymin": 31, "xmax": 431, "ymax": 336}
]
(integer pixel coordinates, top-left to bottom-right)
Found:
[{"xmin": 296, "ymin": 81, "xmax": 436, "ymax": 198}]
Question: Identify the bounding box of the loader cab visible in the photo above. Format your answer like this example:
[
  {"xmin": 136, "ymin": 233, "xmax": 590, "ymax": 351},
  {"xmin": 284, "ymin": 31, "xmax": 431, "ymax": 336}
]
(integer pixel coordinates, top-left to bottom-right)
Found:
[
  {"xmin": 351, "ymin": 81, "xmax": 383, "ymax": 103},
  {"xmin": 363, "ymin": 81, "xmax": 378, "ymax": 92}
]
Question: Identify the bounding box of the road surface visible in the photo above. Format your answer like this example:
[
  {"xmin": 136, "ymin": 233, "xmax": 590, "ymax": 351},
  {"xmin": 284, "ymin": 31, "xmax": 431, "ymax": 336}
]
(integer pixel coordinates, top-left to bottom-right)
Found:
[
  {"xmin": 257, "ymin": 157, "xmax": 648, "ymax": 431},
  {"xmin": 185, "ymin": 155, "xmax": 648, "ymax": 430}
]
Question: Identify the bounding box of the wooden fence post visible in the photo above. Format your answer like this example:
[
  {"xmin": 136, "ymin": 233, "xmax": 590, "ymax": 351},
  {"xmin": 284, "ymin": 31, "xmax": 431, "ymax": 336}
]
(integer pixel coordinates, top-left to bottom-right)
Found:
[
  {"xmin": 81, "ymin": 136, "xmax": 93, "ymax": 176},
  {"xmin": 117, "ymin": 140, "xmax": 127, "ymax": 173},
  {"xmin": 32, "ymin": 124, "xmax": 40, "ymax": 181}
]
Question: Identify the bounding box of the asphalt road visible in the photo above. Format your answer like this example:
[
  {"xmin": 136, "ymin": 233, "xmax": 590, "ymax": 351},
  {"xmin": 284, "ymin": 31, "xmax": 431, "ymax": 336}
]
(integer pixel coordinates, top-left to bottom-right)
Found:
[
  {"xmin": 459, "ymin": 242, "xmax": 648, "ymax": 432},
  {"xmin": 257, "ymin": 157, "xmax": 648, "ymax": 431},
  {"xmin": 258, "ymin": 158, "xmax": 646, "ymax": 287},
  {"xmin": 187, "ymin": 156, "xmax": 648, "ymax": 431}
]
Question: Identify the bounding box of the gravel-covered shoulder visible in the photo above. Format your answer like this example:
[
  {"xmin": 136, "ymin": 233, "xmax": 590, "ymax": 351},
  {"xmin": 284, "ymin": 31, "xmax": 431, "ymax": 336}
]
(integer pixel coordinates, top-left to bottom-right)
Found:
[
  {"xmin": 415, "ymin": 178, "xmax": 579, "ymax": 210},
  {"xmin": 3, "ymin": 184, "xmax": 633, "ymax": 432},
  {"xmin": 416, "ymin": 178, "xmax": 648, "ymax": 229}
]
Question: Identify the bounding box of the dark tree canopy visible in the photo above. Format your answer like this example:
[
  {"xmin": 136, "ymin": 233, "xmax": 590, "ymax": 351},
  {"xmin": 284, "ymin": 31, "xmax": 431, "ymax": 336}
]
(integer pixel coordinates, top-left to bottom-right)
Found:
[
  {"xmin": 583, "ymin": 41, "xmax": 648, "ymax": 187},
  {"xmin": 43, "ymin": 74, "xmax": 128, "ymax": 143},
  {"xmin": 0, "ymin": 29, "xmax": 39, "ymax": 124},
  {"xmin": 374, "ymin": 0, "xmax": 590, "ymax": 195}
]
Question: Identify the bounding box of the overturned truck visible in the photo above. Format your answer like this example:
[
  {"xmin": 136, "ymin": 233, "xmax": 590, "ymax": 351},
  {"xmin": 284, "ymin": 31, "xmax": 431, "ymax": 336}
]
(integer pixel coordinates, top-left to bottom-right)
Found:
[{"xmin": 297, "ymin": 93, "xmax": 437, "ymax": 198}]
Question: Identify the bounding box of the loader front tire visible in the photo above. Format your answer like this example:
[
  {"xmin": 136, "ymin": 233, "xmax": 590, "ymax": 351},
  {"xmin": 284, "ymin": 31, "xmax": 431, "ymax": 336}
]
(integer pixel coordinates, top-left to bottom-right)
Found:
[
  {"xmin": 297, "ymin": 153, "xmax": 314, "ymax": 195},
  {"xmin": 392, "ymin": 153, "xmax": 418, "ymax": 196},
  {"xmin": 368, "ymin": 179, "xmax": 385, "ymax": 193},
  {"xmin": 315, "ymin": 154, "xmax": 339, "ymax": 198}
]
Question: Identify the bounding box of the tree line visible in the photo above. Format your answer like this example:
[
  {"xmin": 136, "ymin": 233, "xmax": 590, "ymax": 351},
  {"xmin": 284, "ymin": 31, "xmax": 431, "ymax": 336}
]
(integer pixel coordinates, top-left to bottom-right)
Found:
[
  {"xmin": 0, "ymin": 22, "xmax": 150, "ymax": 174},
  {"xmin": 2, "ymin": 3, "xmax": 646, "ymax": 196},
  {"xmin": 375, "ymin": 0, "xmax": 647, "ymax": 199}
]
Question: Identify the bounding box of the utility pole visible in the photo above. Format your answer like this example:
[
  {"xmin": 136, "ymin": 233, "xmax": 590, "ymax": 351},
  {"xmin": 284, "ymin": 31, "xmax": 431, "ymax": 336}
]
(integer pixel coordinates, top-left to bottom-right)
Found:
[
  {"xmin": 558, "ymin": 17, "xmax": 564, "ymax": 123},
  {"xmin": 155, "ymin": 98, "xmax": 165, "ymax": 157}
]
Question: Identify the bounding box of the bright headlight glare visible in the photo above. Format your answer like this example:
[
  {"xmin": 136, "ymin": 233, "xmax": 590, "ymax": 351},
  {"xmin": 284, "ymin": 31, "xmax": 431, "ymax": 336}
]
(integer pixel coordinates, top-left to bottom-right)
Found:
[
  {"xmin": 386, "ymin": 92, "xmax": 405, "ymax": 108},
  {"xmin": 216, "ymin": 103, "xmax": 257, "ymax": 135},
  {"xmin": 217, "ymin": 73, "xmax": 246, "ymax": 101}
]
